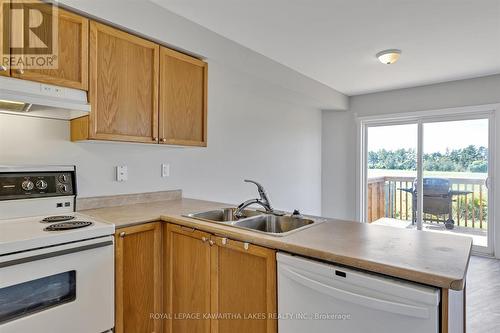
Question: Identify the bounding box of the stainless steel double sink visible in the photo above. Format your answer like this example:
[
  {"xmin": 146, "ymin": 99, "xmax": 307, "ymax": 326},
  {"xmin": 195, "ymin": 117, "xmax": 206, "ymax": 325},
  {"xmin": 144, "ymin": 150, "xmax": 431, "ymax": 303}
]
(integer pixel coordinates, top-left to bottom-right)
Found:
[{"xmin": 184, "ymin": 208, "xmax": 320, "ymax": 236}]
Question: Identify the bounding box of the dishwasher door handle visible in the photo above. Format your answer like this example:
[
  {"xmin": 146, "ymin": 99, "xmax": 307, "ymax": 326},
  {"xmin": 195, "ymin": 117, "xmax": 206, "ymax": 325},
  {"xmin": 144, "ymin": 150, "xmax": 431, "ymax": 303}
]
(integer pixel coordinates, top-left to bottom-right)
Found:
[{"xmin": 280, "ymin": 266, "xmax": 430, "ymax": 319}]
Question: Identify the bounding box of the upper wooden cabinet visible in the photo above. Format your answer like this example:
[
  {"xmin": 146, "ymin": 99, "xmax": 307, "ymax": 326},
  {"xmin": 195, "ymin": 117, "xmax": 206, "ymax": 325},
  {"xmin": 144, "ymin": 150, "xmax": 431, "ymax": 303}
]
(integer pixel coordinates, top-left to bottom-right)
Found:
[
  {"xmin": 0, "ymin": 0, "xmax": 10, "ymax": 77},
  {"xmin": 159, "ymin": 47, "xmax": 208, "ymax": 146},
  {"xmin": 115, "ymin": 222, "xmax": 162, "ymax": 333},
  {"xmin": 9, "ymin": 1, "xmax": 89, "ymax": 90},
  {"xmin": 86, "ymin": 21, "xmax": 159, "ymax": 143},
  {"xmin": 164, "ymin": 224, "xmax": 212, "ymax": 333}
]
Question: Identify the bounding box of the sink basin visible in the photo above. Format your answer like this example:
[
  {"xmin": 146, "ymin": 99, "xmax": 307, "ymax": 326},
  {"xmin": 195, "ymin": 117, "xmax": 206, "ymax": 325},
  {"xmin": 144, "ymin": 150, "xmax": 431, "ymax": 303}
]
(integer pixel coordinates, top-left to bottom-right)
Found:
[
  {"xmin": 233, "ymin": 215, "xmax": 316, "ymax": 236},
  {"xmin": 185, "ymin": 207, "xmax": 262, "ymax": 223},
  {"xmin": 185, "ymin": 208, "xmax": 321, "ymax": 236}
]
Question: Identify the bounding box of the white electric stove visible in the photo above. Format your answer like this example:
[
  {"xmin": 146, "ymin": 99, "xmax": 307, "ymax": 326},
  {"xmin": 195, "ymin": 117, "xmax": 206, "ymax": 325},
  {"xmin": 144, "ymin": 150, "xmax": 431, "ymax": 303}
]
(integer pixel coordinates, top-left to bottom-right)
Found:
[
  {"xmin": 0, "ymin": 211, "xmax": 114, "ymax": 255},
  {"xmin": 0, "ymin": 166, "xmax": 115, "ymax": 333}
]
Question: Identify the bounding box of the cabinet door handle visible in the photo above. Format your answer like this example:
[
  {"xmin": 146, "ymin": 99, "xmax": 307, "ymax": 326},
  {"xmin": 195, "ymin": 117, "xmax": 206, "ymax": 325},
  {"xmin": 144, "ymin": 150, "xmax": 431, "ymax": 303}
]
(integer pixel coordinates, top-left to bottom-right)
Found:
[
  {"xmin": 161, "ymin": 138, "xmax": 167, "ymax": 142},
  {"xmin": 119, "ymin": 231, "xmax": 126, "ymax": 238},
  {"xmin": 243, "ymin": 242, "xmax": 249, "ymax": 250},
  {"xmin": 221, "ymin": 238, "xmax": 228, "ymax": 245},
  {"xmin": 208, "ymin": 240, "xmax": 215, "ymax": 246},
  {"xmin": 201, "ymin": 237, "xmax": 208, "ymax": 243},
  {"xmin": 153, "ymin": 137, "xmax": 158, "ymax": 141}
]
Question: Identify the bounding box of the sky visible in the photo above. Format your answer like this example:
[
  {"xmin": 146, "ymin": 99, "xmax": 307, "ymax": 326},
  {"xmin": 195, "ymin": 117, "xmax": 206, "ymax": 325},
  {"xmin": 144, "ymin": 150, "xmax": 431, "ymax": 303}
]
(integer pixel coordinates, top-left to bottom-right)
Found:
[{"xmin": 367, "ymin": 119, "xmax": 488, "ymax": 153}]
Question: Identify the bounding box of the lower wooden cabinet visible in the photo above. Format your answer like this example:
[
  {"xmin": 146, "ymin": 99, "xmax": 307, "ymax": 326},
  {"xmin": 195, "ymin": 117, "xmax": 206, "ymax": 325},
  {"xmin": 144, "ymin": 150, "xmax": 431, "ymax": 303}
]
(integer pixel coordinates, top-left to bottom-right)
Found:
[
  {"xmin": 114, "ymin": 221, "xmax": 277, "ymax": 333},
  {"xmin": 164, "ymin": 224, "xmax": 212, "ymax": 333},
  {"xmin": 115, "ymin": 222, "xmax": 162, "ymax": 333},
  {"xmin": 163, "ymin": 223, "xmax": 277, "ymax": 333},
  {"xmin": 211, "ymin": 236, "xmax": 277, "ymax": 333}
]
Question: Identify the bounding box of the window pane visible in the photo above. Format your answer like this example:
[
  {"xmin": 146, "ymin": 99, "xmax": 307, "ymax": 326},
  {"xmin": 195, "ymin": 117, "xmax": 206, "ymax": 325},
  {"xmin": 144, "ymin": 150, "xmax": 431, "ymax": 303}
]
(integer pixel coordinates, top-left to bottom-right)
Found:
[{"xmin": 367, "ymin": 124, "xmax": 417, "ymax": 225}]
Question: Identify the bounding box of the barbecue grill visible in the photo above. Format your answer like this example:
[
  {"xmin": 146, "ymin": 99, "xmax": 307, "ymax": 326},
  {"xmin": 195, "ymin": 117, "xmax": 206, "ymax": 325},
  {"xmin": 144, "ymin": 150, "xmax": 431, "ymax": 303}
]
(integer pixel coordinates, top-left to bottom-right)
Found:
[{"xmin": 399, "ymin": 178, "xmax": 472, "ymax": 230}]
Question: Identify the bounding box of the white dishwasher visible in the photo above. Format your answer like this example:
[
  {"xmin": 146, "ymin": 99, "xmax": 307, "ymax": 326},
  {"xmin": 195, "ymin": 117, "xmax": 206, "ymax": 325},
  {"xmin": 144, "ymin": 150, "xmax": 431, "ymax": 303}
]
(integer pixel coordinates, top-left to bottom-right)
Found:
[{"xmin": 277, "ymin": 252, "xmax": 440, "ymax": 333}]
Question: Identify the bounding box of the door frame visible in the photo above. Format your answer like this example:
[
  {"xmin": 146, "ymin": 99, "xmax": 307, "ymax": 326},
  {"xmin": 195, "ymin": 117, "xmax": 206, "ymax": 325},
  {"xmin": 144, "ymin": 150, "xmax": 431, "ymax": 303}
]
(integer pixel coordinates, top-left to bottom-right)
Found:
[{"xmin": 356, "ymin": 103, "xmax": 498, "ymax": 256}]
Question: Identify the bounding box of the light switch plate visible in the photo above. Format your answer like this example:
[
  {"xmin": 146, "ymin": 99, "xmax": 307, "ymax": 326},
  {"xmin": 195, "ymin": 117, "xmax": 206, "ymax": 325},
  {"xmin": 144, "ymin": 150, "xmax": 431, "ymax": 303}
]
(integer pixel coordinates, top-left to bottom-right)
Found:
[
  {"xmin": 161, "ymin": 163, "xmax": 170, "ymax": 178},
  {"xmin": 116, "ymin": 165, "xmax": 128, "ymax": 182}
]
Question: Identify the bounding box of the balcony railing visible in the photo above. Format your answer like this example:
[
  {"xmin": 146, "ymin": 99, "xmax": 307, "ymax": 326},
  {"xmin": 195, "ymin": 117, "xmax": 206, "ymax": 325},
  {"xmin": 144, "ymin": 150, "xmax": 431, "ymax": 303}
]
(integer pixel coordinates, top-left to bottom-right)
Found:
[{"xmin": 367, "ymin": 175, "xmax": 488, "ymax": 229}]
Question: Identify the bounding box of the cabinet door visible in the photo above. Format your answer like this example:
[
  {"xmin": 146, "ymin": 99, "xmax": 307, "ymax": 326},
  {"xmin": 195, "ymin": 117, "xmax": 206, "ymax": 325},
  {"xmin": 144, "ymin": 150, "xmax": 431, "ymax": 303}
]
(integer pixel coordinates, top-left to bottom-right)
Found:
[
  {"xmin": 211, "ymin": 237, "xmax": 277, "ymax": 333},
  {"xmin": 10, "ymin": 1, "xmax": 89, "ymax": 89},
  {"xmin": 159, "ymin": 47, "xmax": 207, "ymax": 146},
  {"xmin": 89, "ymin": 21, "xmax": 159, "ymax": 143},
  {"xmin": 0, "ymin": 0, "xmax": 10, "ymax": 77},
  {"xmin": 115, "ymin": 222, "xmax": 162, "ymax": 333},
  {"xmin": 164, "ymin": 224, "xmax": 212, "ymax": 333}
]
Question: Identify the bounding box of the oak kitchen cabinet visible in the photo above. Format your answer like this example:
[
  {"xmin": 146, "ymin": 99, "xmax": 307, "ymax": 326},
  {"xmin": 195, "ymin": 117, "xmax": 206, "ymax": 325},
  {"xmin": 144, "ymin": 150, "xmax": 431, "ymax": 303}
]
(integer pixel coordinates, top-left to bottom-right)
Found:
[
  {"xmin": 115, "ymin": 222, "xmax": 162, "ymax": 333},
  {"xmin": 8, "ymin": 0, "xmax": 89, "ymax": 89},
  {"xmin": 164, "ymin": 223, "xmax": 277, "ymax": 333},
  {"xmin": 211, "ymin": 235, "xmax": 277, "ymax": 333},
  {"xmin": 71, "ymin": 22, "xmax": 208, "ymax": 146},
  {"xmin": 0, "ymin": 0, "xmax": 10, "ymax": 76},
  {"xmin": 164, "ymin": 223, "xmax": 212, "ymax": 333},
  {"xmin": 0, "ymin": 1, "xmax": 208, "ymax": 145},
  {"xmin": 159, "ymin": 47, "xmax": 208, "ymax": 146},
  {"xmin": 74, "ymin": 21, "xmax": 160, "ymax": 143}
]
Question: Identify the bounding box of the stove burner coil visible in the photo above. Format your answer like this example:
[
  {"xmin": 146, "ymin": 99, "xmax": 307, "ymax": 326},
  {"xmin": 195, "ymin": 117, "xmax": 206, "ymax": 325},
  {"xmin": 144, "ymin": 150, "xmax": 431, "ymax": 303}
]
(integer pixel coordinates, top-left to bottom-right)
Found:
[
  {"xmin": 44, "ymin": 221, "xmax": 93, "ymax": 231},
  {"xmin": 41, "ymin": 215, "xmax": 75, "ymax": 223}
]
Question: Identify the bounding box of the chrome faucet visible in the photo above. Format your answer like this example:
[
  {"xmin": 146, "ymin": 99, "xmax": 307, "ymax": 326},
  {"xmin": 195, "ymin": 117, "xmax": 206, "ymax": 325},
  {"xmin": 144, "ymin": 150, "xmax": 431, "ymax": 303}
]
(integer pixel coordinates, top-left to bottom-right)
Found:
[{"xmin": 234, "ymin": 179, "xmax": 274, "ymax": 218}]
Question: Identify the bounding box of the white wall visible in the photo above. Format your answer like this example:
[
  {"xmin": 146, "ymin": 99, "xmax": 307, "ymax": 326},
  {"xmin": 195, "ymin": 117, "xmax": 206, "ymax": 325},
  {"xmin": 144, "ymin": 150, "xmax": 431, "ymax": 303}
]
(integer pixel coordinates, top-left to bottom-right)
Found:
[
  {"xmin": 321, "ymin": 74, "xmax": 500, "ymax": 256},
  {"xmin": 60, "ymin": 0, "xmax": 348, "ymax": 111},
  {"xmin": 322, "ymin": 74, "xmax": 500, "ymax": 219},
  {"xmin": 0, "ymin": 0, "xmax": 346, "ymax": 215},
  {"xmin": 321, "ymin": 110, "xmax": 357, "ymax": 220}
]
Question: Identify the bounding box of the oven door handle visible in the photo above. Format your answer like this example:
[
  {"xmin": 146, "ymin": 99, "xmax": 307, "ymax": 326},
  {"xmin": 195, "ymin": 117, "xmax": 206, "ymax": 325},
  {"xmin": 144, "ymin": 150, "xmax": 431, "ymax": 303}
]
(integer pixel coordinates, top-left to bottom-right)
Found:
[{"xmin": 0, "ymin": 240, "xmax": 113, "ymax": 268}]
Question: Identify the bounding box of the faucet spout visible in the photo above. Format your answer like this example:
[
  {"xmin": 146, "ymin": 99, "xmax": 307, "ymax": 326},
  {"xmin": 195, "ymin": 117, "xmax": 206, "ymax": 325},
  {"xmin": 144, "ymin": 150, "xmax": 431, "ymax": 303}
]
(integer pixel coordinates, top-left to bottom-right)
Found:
[{"xmin": 234, "ymin": 180, "xmax": 273, "ymax": 218}]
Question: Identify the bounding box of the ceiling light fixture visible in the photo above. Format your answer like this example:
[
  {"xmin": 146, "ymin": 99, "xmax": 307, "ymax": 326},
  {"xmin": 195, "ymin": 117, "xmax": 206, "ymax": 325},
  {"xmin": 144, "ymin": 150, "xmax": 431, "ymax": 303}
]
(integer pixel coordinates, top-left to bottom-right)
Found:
[{"xmin": 376, "ymin": 49, "xmax": 402, "ymax": 65}]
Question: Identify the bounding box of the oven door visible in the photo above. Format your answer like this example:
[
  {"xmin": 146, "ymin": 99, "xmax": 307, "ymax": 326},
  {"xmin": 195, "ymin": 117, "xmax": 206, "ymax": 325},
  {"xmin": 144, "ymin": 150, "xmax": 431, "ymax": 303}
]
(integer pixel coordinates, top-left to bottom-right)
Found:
[{"xmin": 0, "ymin": 236, "xmax": 114, "ymax": 333}]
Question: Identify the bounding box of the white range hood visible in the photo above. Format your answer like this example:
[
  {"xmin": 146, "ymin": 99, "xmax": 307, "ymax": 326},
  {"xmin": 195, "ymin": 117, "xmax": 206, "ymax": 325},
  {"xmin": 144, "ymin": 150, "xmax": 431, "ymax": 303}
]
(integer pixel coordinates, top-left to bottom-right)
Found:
[{"xmin": 0, "ymin": 76, "xmax": 90, "ymax": 120}]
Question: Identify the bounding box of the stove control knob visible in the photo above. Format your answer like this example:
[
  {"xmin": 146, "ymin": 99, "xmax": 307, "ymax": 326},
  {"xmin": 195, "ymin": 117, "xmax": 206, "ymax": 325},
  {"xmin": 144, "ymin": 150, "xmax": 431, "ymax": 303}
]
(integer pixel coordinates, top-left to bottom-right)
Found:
[
  {"xmin": 58, "ymin": 174, "xmax": 69, "ymax": 183},
  {"xmin": 58, "ymin": 184, "xmax": 69, "ymax": 193},
  {"xmin": 22, "ymin": 180, "xmax": 34, "ymax": 191},
  {"xmin": 36, "ymin": 179, "xmax": 48, "ymax": 190}
]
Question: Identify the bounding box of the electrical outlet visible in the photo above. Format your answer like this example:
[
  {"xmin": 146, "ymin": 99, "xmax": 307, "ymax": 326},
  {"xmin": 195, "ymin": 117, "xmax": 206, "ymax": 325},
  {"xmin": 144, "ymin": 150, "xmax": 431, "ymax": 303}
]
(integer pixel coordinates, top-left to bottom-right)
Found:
[
  {"xmin": 161, "ymin": 163, "xmax": 170, "ymax": 178},
  {"xmin": 116, "ymin": 165, "xmax": 128, "ymax": 182}
]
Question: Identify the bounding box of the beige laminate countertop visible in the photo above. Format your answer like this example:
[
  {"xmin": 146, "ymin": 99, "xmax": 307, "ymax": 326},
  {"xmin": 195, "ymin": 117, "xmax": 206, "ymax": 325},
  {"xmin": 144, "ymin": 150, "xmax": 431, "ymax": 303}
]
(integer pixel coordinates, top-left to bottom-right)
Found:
[{"xmin": 81, "ymin": 198, "xmax": 472, "ymax": 291}]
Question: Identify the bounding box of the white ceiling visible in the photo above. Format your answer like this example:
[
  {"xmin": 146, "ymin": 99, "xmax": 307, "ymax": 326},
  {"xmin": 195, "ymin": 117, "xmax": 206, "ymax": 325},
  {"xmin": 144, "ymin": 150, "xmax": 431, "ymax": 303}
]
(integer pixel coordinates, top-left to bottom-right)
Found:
[{"xmin": 152, "ymin": 0, "xmax": 500, "ymax": 95}]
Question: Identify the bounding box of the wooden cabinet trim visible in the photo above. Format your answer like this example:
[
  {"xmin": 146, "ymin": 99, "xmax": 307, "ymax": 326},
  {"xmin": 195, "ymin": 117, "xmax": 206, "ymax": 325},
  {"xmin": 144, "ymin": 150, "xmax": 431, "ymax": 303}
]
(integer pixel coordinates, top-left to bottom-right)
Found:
[
  {"xmin": 161, "ymin": 46, "xmax": 206, "ymax": 67},
  {"xmin": 91, "ymin": 21, "xmax": 160, "ymax": 49},
  {"xmin": 441, "ymin": 288, "xmax": 448, "ymax": 333},
  {"xmin": 88, "ymin": 21, "xmax": 159, "ymax": 143},
  {"xmin": 70, "ymin": 115, "xmax": 89, "ymax": 141}
]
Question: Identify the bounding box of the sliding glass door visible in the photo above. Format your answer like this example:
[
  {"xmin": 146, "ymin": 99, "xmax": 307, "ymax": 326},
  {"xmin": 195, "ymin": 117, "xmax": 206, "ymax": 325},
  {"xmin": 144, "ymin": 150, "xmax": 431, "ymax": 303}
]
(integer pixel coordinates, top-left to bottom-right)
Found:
[
  {"xmin": 422, "ymin": 119, "xmax": 489, "ymax": 249},
  {"xmin": 362, "ymin": 114, "xmax": 493, "ymax": 254}
]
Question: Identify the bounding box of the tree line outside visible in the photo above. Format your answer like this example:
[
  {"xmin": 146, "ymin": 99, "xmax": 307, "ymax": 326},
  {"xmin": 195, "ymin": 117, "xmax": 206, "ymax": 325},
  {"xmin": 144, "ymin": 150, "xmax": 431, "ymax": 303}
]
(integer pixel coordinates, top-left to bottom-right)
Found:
[{"xmin": 368, "ymin": 145, "xmax": 488, "ymax": 173}]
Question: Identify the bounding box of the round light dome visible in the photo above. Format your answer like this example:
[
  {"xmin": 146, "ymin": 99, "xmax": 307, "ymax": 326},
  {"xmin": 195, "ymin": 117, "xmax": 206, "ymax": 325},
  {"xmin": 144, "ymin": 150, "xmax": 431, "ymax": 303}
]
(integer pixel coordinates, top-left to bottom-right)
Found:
[{"xmin": 376, "ymin": 49, "xmax": 402, "ymax": 65}]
